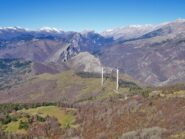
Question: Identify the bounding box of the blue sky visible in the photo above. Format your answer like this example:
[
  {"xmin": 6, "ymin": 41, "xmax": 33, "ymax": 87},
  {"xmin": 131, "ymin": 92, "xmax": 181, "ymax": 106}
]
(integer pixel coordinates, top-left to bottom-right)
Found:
[{"xmin": 0, "ymin": 0, "xmax": 185, "ymax": 32}]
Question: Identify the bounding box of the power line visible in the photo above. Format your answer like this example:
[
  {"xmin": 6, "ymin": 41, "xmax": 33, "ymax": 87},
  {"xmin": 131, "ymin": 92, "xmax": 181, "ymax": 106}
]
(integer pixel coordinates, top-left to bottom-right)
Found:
[
  {"xmin": 101, "ymin": 67, "xmax": 104, "ymax": 87},
  {"xmin": 116, "ymin": 68, "xmax": 119, "ymax": 91},
  {"xmin": 101, "ymin": 66, "xmax": 119, "ymax": 92}
]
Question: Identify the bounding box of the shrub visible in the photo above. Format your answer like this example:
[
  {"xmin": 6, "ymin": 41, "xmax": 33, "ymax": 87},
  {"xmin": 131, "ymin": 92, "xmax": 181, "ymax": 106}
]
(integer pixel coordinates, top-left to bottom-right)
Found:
[
  {"xmin": 1, "ymin": 115, "xmax": 11, "ymax": 125},
  {"xmin": 36, "ymin": 115, "xmax": 46, "ymax": 122},
  {"xmin": 19, "ymin": 120, "xmax": 29, "ymax": 130},
  {"xmin": 10, "ymin": 115, "xmax": 17, "ymax": 122},
  {"xmin": 76, "ymin": 72, "xmax": 100, "ymax": 78},
  {"xmin": 141, "ymin": 89, "xmax": 151, "ymax": 98},
  {"xmin": 63, "ymin": 122, "xmax": 70, "ymax": 129}
]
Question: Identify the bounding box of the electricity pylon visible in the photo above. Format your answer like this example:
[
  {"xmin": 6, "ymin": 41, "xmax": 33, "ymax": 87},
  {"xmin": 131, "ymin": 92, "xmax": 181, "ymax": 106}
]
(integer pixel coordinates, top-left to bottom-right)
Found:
[
  {"xmin": 101, "ymin": 67, "xmax": 104, "ymax": 87},
  {"xmin": 116, "ymin": 68, "xmax": 119, "ymax": 91}
]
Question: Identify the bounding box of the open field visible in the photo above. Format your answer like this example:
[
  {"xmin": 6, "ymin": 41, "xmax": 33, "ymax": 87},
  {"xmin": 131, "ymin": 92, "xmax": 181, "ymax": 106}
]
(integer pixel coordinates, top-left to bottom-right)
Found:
[
  {"xmin": 0, "ymin": 105, "xmax": 77, "ymax": 138},
  {"xmin": 19, "ymin": 106, "xmax": 76, "ymax": 128}
]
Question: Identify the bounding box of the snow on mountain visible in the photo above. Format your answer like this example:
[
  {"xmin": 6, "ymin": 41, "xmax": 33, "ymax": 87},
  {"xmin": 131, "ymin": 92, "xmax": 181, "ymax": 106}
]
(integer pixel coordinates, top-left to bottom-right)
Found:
[
  {"xmin": 174, "ymin": 18, "xmax": 185, "ymax": 23},
  {"xmin": 81, "ymin": 30, "xmax": 95, "ymax": 36},
  {"xmin": 0, "ymin": 18, "xmax": 185, "ymax": 40},
  {"xmin": 101, "ymin": 19, "xmax": 185, "ymax": 40},
  {"xmin": 0, "ymin": 26, "xmax": 63, "ymax": 34},
  {"xmin": 39, "ymin": 27, "xmax": 63, "ymax": 33},
  {"xmin": 101, "ymin": 24, "xmax": 158, "ymax": 40},
  {"xmin": 0, "ymin": 26, "xmax": 27, "ymax": 32}
]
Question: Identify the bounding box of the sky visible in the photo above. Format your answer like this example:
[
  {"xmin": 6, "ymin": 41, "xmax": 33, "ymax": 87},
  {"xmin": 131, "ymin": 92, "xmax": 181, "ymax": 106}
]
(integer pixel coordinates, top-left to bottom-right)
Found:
[{"xmin": 0, "ymin": 0, "xmax": 185, "ymax": 32}]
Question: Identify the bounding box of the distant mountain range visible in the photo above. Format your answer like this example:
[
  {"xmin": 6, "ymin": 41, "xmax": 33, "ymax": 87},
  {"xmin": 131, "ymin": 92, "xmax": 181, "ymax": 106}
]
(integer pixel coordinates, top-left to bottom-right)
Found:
[{"xmin": 0, "ymin": 19, "xmax": 185, "ymax": 86}]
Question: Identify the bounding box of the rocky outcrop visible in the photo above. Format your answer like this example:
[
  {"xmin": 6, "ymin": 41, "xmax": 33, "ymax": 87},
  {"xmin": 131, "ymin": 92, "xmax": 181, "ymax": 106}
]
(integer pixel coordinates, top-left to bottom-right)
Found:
[{"xmin": 67, "ymin": 52, "xmax": 102, "ymax": 73}]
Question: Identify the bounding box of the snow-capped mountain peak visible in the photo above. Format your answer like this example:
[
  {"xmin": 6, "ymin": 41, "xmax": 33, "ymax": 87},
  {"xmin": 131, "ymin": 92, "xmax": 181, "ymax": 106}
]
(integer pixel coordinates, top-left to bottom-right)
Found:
[
  {"xmin": 0, "ymin": 26, "xmax": 27, "ymax": 31},
  {"xmin": 39, "ymin": 27, "xmax": 63, "ymax": 33},
  {"xmin": 175, "ymin": 18, "xmax": 185, "ymax": 23},
  {"xmin": 127, "ymin": 24, "xmax": 153, "ymax": 28},
  {"xmin": 101, "ymin": 24, "xmax": 156, "ymax": 40}
]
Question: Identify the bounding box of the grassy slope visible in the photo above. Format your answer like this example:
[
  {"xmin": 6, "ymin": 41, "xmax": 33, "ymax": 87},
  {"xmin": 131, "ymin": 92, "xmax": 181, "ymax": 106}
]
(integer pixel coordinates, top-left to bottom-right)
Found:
[
  {"xmin": 5, "ymin": 118, "xmax": 27, "ymax": 134},
  {"xmin": 0, "ymin": 70, "xmax": 140, "ymax": 103},
  {"xmin": 34, "ymin": 71, "xmax": 136, "ymax": 101},
  {"xmin": 4, "ymin": 106, "xmax": 76, "ymax": 134}
]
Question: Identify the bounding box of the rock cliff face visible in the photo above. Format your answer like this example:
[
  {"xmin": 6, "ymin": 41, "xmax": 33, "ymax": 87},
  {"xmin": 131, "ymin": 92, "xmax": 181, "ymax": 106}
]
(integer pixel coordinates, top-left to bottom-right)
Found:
[{"xmin": 67, "ymin": 52, "xmax": 102, "ymax": 73}]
